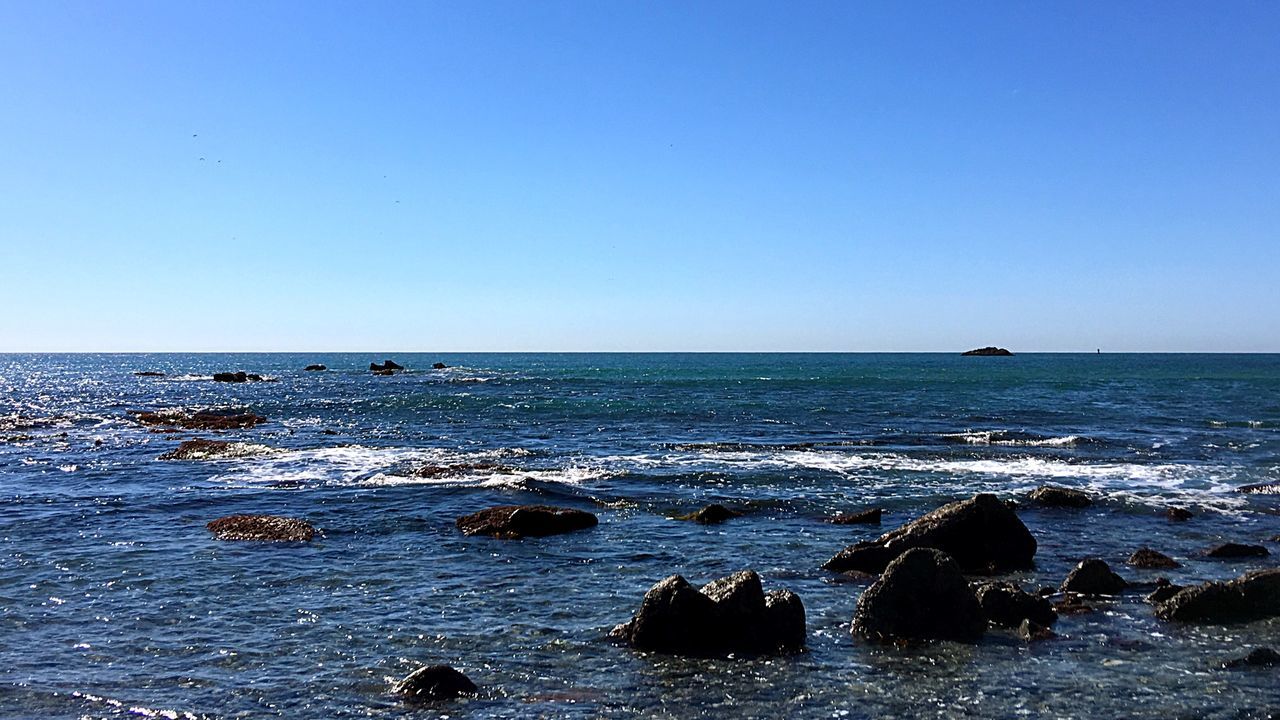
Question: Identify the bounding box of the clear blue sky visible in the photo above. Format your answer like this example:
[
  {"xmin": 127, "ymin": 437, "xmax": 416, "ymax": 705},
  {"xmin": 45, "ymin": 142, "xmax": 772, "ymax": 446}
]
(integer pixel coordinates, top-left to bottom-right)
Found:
[{"xmin": 2, "ymin": 1, "xmax": 1277, "ymax": 352}]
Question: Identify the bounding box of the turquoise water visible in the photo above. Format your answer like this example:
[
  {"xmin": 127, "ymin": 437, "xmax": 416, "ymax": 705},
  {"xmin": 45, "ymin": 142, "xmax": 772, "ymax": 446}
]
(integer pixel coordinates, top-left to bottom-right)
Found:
[{"xmin": 1, "ymin": 353, "xmax": 1278, "ymax": 718}]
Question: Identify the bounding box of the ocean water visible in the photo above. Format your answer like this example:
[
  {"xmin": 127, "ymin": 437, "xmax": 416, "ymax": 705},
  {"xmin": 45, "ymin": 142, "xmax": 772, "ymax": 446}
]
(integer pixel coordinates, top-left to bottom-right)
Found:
[{"xmin": 1, "ymin": 353, "xmax": 1278, "ymax": 719}]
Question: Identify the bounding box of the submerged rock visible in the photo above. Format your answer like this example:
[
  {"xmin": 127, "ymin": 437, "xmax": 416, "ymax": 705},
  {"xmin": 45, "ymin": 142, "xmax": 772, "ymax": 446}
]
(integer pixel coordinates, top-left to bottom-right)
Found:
[
  {"xmin": 132, "ymin": 409, "xmax": 267, "ymax": 431},
  {"xmin": 962, "ymin": 347, "xmax": 1013, "ymax": 356},
  {"xmin": 394, "ymin": 665, "xmax": 478, "ymax": 702},
  {"xmin": 206, "ymin": 514, "xmax": 314, "ymax": 541},
  {"xmin": 1155, "ymin": 569, "xmax": 1280, "ymax": 623},
  {"xmin": 676, "ymin": 503, "xmax": 742, "ymax": 524},
  {"xmin": 1222, "ymin": 648, "xmax": 1280, "ymax": 669},
  {"xmin": 456, "ymin": 505, "xmax": 597, "ymax": 539},
  {"xmin": 370, "ymin": 360, "xmax": 405, "ymax": 372},
  {"xmin": 823, "ymin": 493, "xmax": 1036, "ymax": 575},
  {"xmin": 974, "ymin": 581, "xmax": 1057, "ymax": 628},
  {"xmin": 611, "ymin": 570, "xmax": 805, "ymax": 657},
  {"xmin": 158, "ymin": 439, "xmax": 270, "ymax": 460},
  {"xmin": 828, "ymin": 508, "xmax": 883, "ymax": 525},
  {"xmin": 1166, "ymin": 507, "xmax": 1194, "ymax": 521},
  {"xmin": 1060, "ymin": 559, "xmax": 1128, "ymax": 596},
  {"xmin": 1206, "ymin": 543, "xmax": 1269, "ymax": 559},
  {"xmin": 304, "ymin": 364, "xmax": 327, "ymax": 371},
  {"xmin": 1027, "ymin": 485, "xmax": 1093, "ymax": 508},
  {"xmin": 1128, "ymin": 548, "xmax": 1181, "ymax": 569},
  {"xmin": 852, "ymin": 548, "xmax": 985, "ymax": 644}
]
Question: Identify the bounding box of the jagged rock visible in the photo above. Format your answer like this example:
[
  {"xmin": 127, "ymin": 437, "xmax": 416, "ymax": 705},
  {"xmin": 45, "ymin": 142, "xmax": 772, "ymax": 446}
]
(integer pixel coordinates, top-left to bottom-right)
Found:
[
  {"xmin": 1222, "ymin": 648, "xmax": 1280, "ymax": 669},
  {"xmin": 676, "ymin": 503, "xmax": 742, "ymax": 524},
  {"xmin": 1128, "ymin": 548, "xmax": 1181, "ymax": 569},
  {"xmin": 432, "ymin": 362, "xmax": 448, "ymax": 369},
  {"xmin": 370, "ymin": 360, "xmax": 405, "ymax": 372},
  {"xmin": 158, "ymin": 439, "xmax": 269, "ymax": 460},
  {"xmin": 1155, "ymin": 569, "xmax": 1280, "ymax": 623},
  {"xmin": 974, "ymin": 581, "xmax": 1057, "ymax": 628},
  {"xmin": 1237, "ymin": 483, "xmax": 1280, "ymax": 494},
  {"xmin": 132, "ymin": 409, "xmax": 267, "ymax": 431},
  {"xmin": 1027, "ymin": 485, "xmax": 1093, "ymax": 508},
  {"xmin": 1167, "ymin": 507, "xmax": 1194, "ymax": 521},
  {"xmin": 851, "ymin": 548, "xmax": 986, "ymax": 644},
  {"xmin": 1206, "ymin": 543, "xmax": 1269, "ymax": 559},
  {"xmin": 829, "ymin": 508, "xmax": 882, "ymax": 524},
  {"xmin": 1146, "ymin": 579, "xmax": 1184, "ymax": 605},
  {"xmin": 611, "ymin": 570, "xmax": 805, "ymax": 656},
  {"xmin": 1017, "ymin": 618, "xmax": 1056, "ymax": 642},
  {"xmin": 304, "ymin": 364, "xmax": 327, "ymax": 371},
  {"xmin": 823, "ymin": 493, "xmax": 1036, "ymax": 575},
  {"xmin": 207, "ymin": 514, "xmax": 314, "ymax": 541},
  {"xmin": 962, "ymin": 347, "xmax": 1013, "ymax": 356},
  {"xmin": 456, "ymin": 505, "xmax": 597, "ymax": 538},
  {"xmin": 1061, "ymin": 559, "xmax": 1128, "ymax": 596},
  {"xmin": 133, "ymin": 371, "xmax": 165, "ymax": 377},
  {"xmin": 394, "ymin": 665, "xmax": 478, "ymax": 702}
]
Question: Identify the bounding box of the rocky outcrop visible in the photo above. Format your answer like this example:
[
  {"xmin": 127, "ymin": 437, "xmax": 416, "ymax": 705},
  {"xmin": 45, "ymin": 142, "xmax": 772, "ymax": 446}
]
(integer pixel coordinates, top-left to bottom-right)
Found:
[
  {"xmin": 676, "ymin": 504, "xmax": 742, "ymax": 524},
  {"xmin": 456, "ymin": 505, "xmax": 598, "ymax": 539},
  {"xmin": 370, "ymin": 360, "xmax": 405, "ymax": 372},
  {"xmin": 394, "ymin": 665, "xmax": 478, "ymax": 702},
  {"xmin": 852, "ymin": 548, "xmax": 985, "ymax": 643},
  {"xmin": 828, "ymin": 508, "xmax": 883, "ymax": 524},
  {"xmin": 304, "ymin": 364, "xmax": 327, "ymax": 371},
  {"xmin": 1155, "ymin": 569, "xmax": 1280, "ymax": 623},
  {"xmin": 1206, "ymin": 543, "xmax": 1269, "ymax": 559},
  {"xmin": 974, "ymin": 581, "xmax": 1057, "ymax": 628},
  {"xmin": 213, "ymin": 371, "xmax": 271, "ymax": 382},
  {"xmin": 823, "ymin": 493, "xmax": 1036, "ymax": 575},
  {"xmin": 207, "ymin": 514, "xmax": 315, "ymax": 541},
  {"xmin": 432, "ymin": 362, "xmax": 448, "ymax": 369},
  {"xmin": 1128, "ymin": 548, "xmax": 1181, "ymax": 569},
  {"xmin": 962, "ymin": 347, "xmax": 1013, "ymax": 356},
  {"xmin": 610, "ymin": 570, "xmax": 805, "ymax": 657},
  {"xmin": 1166, "ymin": 507, "xmax": 1194, "ymax": 521},
  {"xmin": 1060, "ymin": 559, "xmax": 1128, "ymax": 595},
  {"xmin": 158, "ymin": 439, "xmax": 270, "ymax": 460},
  {"xmin": 1222, "ymin": 648, "xmax": 1280, "ymax": 669},
  {"xmin": 132, "ymin": 409, "xmax": 267, "ymax": 431},
  {"xmin": 1027, "ymin": 485, "xmax": 1093, "ymax": 508},
  {"xmin": 133, "ymin": 371, "xmax": 165, "ymax": 377}
]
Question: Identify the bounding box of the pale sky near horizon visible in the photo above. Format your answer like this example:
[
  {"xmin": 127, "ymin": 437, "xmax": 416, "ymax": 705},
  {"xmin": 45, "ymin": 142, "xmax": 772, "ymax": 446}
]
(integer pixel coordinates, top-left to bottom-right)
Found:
[{"xmin": 1, "ymin": 1, "xmax": 1277, "ymax": 352}]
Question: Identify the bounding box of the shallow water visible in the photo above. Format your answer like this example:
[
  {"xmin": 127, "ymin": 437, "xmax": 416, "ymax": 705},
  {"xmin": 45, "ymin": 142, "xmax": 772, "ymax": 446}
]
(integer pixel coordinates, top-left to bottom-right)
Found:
[{"xmin": 1, "ymin": 353, "xmax": 1278, "ymax": 718}]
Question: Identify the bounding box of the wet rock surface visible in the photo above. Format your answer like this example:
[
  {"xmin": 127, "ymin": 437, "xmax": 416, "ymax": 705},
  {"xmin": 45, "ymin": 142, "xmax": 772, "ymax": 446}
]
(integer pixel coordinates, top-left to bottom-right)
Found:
[
  {"xmin": 132, "ymin": 409, "xmax": 267, "ymax": 431},
  {"xmin": 1206, "ymin": 543, "xmax": 1269, "ymax": 559},
  {"xmin": 158, "ymin": 439, "xmax": 269, "ymax": 460},
  {"xmin": 206, "ymin": 515, "xmax": 315, "ymax": 542},
  {"xmin": 1156, "ymin": 569, "xmax": 1280, "ymax": 623},
  {"xmin": 823, "ymin": 493, "xmax": 1036, "ymax": 575},
  {"xmin": 1028, "ymin": 485, "xmax": 1093, "ymax": 508},
  {"xmin": 852, "ymin": 548, "xmax": 986, "ymax": 644},
  {"xmin": 1060, "ymin": 559, "xmax": 1128, "ymax": 596},
  {"xmin": 1128, "ymin": 548, "xmax": 1181, "ymax": 569},
  {"xmin": 974, "ymin": 581, "xmax": 1057, "ymax": 628},
  {"xmin": 828, "ymin": 508, "xmax": 882, "ymax": 524},
  {"xmin": 676, "ymin": 503, "xmax": 743, "ymax": 524},
  {"xmin": 394, "ymin": 665, "xmax": 478, "ymax": 702},
  {"xmin": 456, "ymin": 505, "xmax": 598, "ymax": 538}
]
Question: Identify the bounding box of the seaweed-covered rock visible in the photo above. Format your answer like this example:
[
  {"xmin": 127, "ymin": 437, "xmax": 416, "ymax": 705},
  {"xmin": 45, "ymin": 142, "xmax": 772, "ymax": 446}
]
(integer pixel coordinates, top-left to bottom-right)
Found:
[
  {"xmin": 394, "ymin": 665, "xmax": 478, "ymax": 702},
  {"xmin": 456, "ymin": 505, "xmax": 597, "ymax": 539},
  {"xmin": 962, "ymin": 347, "xmax": 1013, "ymax": 356},
  {"xmin": 852, "ymin": 548, "xmax": 986, "ymax": 644},
  {"xmin": 158, "ymin": 439, "xmax": 270, "ymax": 460},
  {"xmin": 1155, "ymin": 569, "xmax": 1280, "ymax": 623},
  {"xmin": 1027, "ymin": 485, "xmax": 1093, "ymax": 508},
  {"xmin": 823, "ymin": 493, "xmax": 1036, "ymax": 575},
  {"xmin": 829, "ymin": 508, "xmax": 882, "ymax": 524},
  {"xmin": 304, "ymin": 364, "xmax": 327, "ymax": 371},
  {"xmin": 611, "ymin": 570, "xmax": 805, "ymax": 656},
  {"xmin": 132, "ymin": 409, "xmax": 267, "ymax": 431},
  {"xmin": 206, "ymin": 514, "xmax": 314, "ymax": 541},
  {"xmin": 1060, "ymin": 559, "xmax": 1128, "ymax": 596},
  {"xmin": 1128, "ymin": 548, "xmax": 1181, "ymax": 569},
  {"xmin": 1222, "ymin": 648, "xmax": 1280, "ymax": 669},
  {"xmin": 974, "ymin": 581, "xmax": 1057, "ymax": 628},
  {"xmin": 1206, "ymin": 543, "xmax": 1269, "ymax": 559},
  {"xmin": 676, "ymin": 503, "xmax": 742, "ymax": 524}
]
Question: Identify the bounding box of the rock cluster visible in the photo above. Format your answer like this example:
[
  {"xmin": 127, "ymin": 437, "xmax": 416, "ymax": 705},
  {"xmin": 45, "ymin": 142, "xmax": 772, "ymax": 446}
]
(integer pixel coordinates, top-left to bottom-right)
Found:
[
  {"xmin": 213, "ymin": 371, "xmax": 271, "ymax": 382},
  {"xmin": 456, "ymin": 505, "xmax": 598, "ymax": 539}
]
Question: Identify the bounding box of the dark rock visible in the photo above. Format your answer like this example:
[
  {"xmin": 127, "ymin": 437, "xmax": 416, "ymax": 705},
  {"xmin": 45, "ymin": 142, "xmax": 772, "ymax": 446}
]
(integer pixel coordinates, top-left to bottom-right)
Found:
[
  {"xmin": 1206, "ymin": 543, "xmax": 1269, "ymax": 559},
  {"xmin": 962, "ymin": 347, "xmax": 1013, "ymax": 356},
  {"xmin": 1155, "ymin": 568, "xmax": 1280, "ymax": 623},
  {"xmin": 676, "ymin": 503, "xmax": 743, "ymax": 524},
  {"xmin": 1128, "ymin": 548, "xmax": 1181, "ymax": 569},
  {"xmin": 1167, "ymin": 506, "xmax": 1194, "ymax": 521},
  {"xmin": 370, "ymin": 360, "xmax": 405, "ymax": 372},
  {"xmin": 394, "ymin": 665, "xmax": 478, "ymax": 702},
  {"xmin": 611, "ymin": 570, "xmax": 805, "ymax": 656},
  {"xmin": 1222, "ymin": 648, "xmax": 1280, "ymax": 669},
  {"xmin": 415, "ymin": 462, "xmax": 511, "ymax": 478},
  {"xmin": 823, "ymin": 493, "xmax": 1036, "ymax": 575},
  {"xmin": 432, "ymin": 362, "xmax": 448, "ymax": 369},
  {"xmin": 829, "ymin": 508, "xmax": 882, "ymax": 524},
  {"xmin": 304, "ymin": 364, "xmax": 327, "ymax": 371},
  {"xmin": 213, "ymin": 371, "xmax": 248, "ymax": 382},
  {"xmin": 132, "ymin": 409, "xmax": 267, "ymax": 431},
  {"xmin": 1237, "ymin": 482, "xmax": 1280, "ymax": 494},
  {"xmin": 974, "ymin": 581, "xmax": 1057, "ymax": 628},
  {"xmin": 1053, "ymin": 593, "xmax": 1095, "ymax": 615},
  {"xmin": 851, "ymin": 548, "xmax": 986, "ymax": 644},
  {"xmin": 1060, "ymin": 558, "xmax": 1128, "ymax": 596},
  {"xmin": 1146, "ymin": 578, "xmax": 1185, "ymax": 605},
  {"xmin": 158, "ymin": 439, "xmax": 268, "ymax": 460},
  {"xmin": 456, "ymin": 505, "xmax": 598, "ymax": 539},
  {"xmin": 1027, "ymin": 485, "xmax": 1093, "ymax": 508},
  {"xmin": 133, "ymin": 371, "xmax": 165, "ymax": 377},
  {"xmin": 207, "ymin": 514, "xmax": 314, "ymax": 541},
  {"xmin": 1017, "ymin": 618, "xmax": 1056, "ymax": 642},
  {"xmin": 371, "ymin": 368, "xmax": 396, "ymax": 376}
]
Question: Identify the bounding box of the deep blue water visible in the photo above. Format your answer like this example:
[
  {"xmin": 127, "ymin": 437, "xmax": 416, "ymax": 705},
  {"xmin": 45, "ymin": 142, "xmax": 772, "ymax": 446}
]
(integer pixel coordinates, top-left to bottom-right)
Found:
[{"xmin": 1, "ymin": 353, "xmax": 1278, "ymax": 719}]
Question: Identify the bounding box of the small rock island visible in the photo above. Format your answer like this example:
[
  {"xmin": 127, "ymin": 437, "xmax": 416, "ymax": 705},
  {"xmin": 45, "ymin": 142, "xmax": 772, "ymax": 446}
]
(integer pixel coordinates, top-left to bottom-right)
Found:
[{"xmin": 962, "ymin": 347, "xmax": 1014, "ymax": 356}]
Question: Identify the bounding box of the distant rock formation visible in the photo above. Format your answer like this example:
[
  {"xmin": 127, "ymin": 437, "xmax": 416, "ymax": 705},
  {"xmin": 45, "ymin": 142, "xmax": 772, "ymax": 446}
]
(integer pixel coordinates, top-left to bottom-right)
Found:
[
  {"xmin": 370, "ymin": 360, "xmax": 405, "ymax": 372},
  {"xmin": 304, "ymin": 364, "xmax": 327, "ymax": 371},
  {"xmin": 207, "ymin": 514, "xmax": 315, "ymax": 541},
  {"xmin": 432, "ymin": 362, "xmax": 448, "ymax": 369},
  {"xmin": 213, "ymin": 371, "xmax": 272, "ymax": 382},
  {"xmin": 962, "ymin": 347, "xmax": 1013, "ymax": 356},
  {"xmin": 133, "ymin": 371, "xmax": 165, "ymax": 377},
  {"xmin": 456, "ymin": 505, "xmax": 598, "ymax": 539}
]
